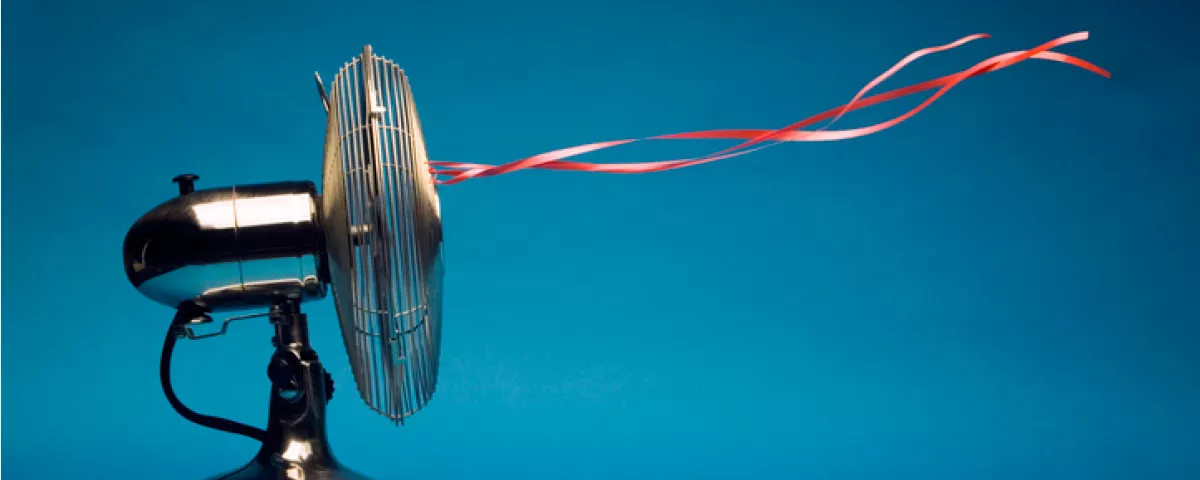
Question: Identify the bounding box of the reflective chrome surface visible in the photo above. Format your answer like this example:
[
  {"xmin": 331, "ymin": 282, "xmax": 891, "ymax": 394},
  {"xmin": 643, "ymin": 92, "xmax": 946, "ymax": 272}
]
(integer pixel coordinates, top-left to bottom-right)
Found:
[
  {"xmin": 213, "ymin": 303, "xmax": 370, "ymax": 480},
  {"xmin": 322, "ymin": 45, "xmax": 445, "ymax": 423},
  {"xmin": 124, "ymin": 181, "xmax": 328, "ymax": 312}
]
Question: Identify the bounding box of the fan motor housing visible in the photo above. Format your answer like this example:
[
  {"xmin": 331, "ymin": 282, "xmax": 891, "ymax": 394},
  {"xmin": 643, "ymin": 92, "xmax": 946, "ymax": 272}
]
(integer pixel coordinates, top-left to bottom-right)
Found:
[{"xmin": 123, "ymin": 180, "xmax": 329, "ymax": 312}]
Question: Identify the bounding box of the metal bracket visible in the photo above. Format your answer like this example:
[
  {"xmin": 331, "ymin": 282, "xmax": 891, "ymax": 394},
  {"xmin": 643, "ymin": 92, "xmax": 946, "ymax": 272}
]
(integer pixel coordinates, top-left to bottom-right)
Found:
[
  {"xmin": 181, "ymin": 312, "xmax": 270, "ymax": 340},
  {"xmin": 314, "ymin": 72, "xmax": 330, "ymax": 115}
]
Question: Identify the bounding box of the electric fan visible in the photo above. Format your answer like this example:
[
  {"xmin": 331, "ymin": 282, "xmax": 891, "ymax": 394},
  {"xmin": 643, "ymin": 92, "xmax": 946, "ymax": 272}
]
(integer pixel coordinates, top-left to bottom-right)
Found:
[{"xmin": 123, "ymin": 46, "xmax": 443, "ymax": 479}]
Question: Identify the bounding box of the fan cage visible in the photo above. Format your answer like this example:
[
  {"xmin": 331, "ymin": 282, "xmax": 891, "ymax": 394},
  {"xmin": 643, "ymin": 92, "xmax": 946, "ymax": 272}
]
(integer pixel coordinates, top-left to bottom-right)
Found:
[{"xmin": 323, "ymin": 47, "xmax": 445, "ymax": 423}]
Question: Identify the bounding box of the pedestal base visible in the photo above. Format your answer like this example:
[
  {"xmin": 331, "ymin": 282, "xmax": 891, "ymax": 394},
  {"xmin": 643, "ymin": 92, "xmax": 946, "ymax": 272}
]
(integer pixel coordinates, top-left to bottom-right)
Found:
[
  {"xmin": 211, "ymin": 458, "xmax": 371, "ymax": 480},
  {"xmin": 165, "ymin": 302, "xmax": 373, "ymax": 480}
]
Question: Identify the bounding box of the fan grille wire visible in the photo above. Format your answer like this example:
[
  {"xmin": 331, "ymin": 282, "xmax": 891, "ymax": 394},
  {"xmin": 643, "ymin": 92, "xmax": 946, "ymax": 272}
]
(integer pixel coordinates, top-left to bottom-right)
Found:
[{"xmin": 324, "ymin": 47, "xmax": 445, "ymax": 423}]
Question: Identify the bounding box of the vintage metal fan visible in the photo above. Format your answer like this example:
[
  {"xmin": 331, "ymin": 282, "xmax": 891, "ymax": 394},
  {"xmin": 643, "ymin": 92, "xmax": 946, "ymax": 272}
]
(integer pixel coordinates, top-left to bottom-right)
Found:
[{"xmin": 122, "ymin": 46, "xmax": 443, "ymax": 479}]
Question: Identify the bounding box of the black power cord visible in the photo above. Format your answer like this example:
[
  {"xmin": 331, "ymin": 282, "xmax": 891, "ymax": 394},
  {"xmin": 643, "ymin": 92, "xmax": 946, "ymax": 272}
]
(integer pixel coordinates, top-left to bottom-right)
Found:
[{"xmin": 160, "ymin": 305, "xmax": 268, "ymax": 443}]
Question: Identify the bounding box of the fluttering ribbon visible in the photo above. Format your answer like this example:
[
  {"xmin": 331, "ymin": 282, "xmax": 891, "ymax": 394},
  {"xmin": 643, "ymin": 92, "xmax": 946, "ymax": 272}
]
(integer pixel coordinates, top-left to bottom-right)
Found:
[{"xmin": 430, "ymin": 31, "xmax": 1109, "ymax": 185}]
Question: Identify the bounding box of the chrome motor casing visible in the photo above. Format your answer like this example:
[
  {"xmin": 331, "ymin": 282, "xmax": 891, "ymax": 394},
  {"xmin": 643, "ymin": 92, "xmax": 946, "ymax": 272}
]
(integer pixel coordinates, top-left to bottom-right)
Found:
[{"xmin": 123, "ymin": 181, "xmax": 328, "ymax": 312}]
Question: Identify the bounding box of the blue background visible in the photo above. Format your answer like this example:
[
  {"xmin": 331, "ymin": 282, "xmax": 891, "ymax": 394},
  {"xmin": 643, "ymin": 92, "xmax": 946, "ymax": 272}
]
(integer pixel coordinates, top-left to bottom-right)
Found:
[{"xmin": 3, "ymin": 0, "xmax": 1197, "ymax": 478}]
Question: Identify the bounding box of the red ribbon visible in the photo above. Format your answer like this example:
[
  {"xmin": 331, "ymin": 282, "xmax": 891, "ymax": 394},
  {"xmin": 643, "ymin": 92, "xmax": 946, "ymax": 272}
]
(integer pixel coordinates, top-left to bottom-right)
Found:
[{"xmin": 430, "ymin": 31, "xmax": 1110, "ymax": 185}]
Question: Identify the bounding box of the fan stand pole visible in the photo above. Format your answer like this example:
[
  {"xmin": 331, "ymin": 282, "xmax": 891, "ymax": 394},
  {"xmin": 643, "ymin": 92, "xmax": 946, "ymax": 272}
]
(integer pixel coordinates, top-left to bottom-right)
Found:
[{"xmin": 213, "ymin": 300, "xmax": 370, "ymax": 480}]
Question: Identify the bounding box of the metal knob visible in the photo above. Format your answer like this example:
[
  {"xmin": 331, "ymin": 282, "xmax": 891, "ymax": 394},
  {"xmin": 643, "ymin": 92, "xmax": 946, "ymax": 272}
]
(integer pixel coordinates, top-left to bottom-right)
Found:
[{"xmin": 172, "ymin": 174, "xmax": 200, "ymax": 195}]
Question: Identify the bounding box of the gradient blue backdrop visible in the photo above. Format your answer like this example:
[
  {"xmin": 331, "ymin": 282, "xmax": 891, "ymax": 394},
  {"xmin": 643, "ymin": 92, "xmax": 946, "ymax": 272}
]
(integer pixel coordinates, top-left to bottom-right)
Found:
[{"xmin": 3, "ymin": 0, "xmax": 1197, "ymax": 478}]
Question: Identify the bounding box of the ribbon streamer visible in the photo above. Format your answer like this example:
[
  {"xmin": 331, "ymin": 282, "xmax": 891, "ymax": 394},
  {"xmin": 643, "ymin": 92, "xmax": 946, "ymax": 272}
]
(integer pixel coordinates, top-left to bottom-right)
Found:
[{"xmin": 431, "ymin": 32, "xmax": 1110, "ymax": 185}]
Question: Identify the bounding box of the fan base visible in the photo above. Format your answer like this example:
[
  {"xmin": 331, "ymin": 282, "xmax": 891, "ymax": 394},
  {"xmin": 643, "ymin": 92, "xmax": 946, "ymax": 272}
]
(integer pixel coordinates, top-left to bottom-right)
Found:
[
  {"xmin": 211, "ymin": 460, "xmax": 370, "ymax": 480},
  {"xmin": 209, "ymin": 302, "xmax": 372, "ymax": 480}
]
